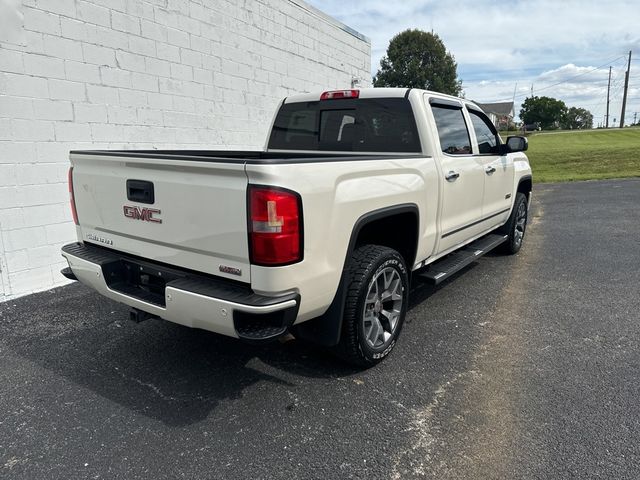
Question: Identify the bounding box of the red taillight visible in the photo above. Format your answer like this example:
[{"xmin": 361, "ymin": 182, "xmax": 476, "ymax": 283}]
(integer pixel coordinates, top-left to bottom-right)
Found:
[
  {"xmin": 68, "ymin": 166, "xmax": 79, "ymax": 225},
  {"xmin": 320, "ymin": 89, "xmax": 360, "ymax": 100},
  {"xmin": 249, "ymin": 186, "xmax": 302, "ymax": 266}
]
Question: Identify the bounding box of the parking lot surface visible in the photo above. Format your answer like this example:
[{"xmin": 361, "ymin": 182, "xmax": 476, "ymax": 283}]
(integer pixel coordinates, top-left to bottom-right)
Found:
[{"xmin": 1, "ymin": 178, "xmax": 639, "ymax": 479}]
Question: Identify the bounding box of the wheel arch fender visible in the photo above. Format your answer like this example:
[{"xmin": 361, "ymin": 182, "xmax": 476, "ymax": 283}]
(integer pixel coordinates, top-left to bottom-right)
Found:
[
  {"xmin": 292, "ymin": 203, "xmax": 419, "ymax": 346},
  {"xmin": 505, "ymin": 174, "xmax": 533, "ymax": 218},
  {"xmin": 517, "ymin": 174, "xmax": 533, "ymax": 199}
]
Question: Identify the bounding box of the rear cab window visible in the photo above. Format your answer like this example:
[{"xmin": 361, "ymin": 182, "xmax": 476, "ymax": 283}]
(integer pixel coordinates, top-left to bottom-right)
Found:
[{"xmin": 268, "ymin": 98, "xmax": 421, "ymax": 153}]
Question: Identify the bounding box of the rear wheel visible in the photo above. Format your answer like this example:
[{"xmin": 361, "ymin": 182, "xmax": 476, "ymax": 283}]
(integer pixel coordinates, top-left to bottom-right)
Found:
[
  {"xmin": 499, "ymin": 192, "xmax": 528, "ymax": 254},
  {"xmin": 336, "ymin": 245, "xmax": 409, "ymax": 367}
]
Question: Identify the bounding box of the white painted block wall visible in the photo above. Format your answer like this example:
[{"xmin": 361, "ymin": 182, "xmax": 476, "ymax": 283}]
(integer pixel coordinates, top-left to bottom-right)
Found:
[{"xmin": 0, "ymin": 0, "xmax": 371, "ymax": 300}]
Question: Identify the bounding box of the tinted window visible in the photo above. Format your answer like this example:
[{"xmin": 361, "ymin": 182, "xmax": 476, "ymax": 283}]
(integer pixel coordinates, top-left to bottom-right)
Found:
[
  {"xmin": 469, "ymin": 109, "xmax": 499, "ymax": 154},
  {"xmin": 431, "ymin": 106, "xmax": 471, "ymax": 155},
  {"xmin": 268, "ymin": 98, "xmax": 421, "ymax": 153}
]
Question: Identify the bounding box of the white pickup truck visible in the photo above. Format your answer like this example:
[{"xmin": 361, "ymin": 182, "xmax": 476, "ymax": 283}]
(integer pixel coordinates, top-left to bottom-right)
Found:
[{"xmin": 62, "ymin": 88, "xmax": 532, "ymax": 366}]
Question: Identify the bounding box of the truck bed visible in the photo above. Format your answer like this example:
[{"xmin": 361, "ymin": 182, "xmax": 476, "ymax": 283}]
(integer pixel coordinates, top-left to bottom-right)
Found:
[{"xmin": 70, "ymin": 149, "xmax": 423, "ymax": 164}]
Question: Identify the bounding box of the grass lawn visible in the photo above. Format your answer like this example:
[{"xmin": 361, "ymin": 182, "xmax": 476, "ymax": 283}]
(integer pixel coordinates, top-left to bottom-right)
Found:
[{"xmin": 505, "ymin": 128, "xmax": 640, "ymax": 183}]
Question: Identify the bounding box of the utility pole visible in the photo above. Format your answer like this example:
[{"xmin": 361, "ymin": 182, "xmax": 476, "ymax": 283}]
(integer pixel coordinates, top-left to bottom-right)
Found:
[
  {"xmin": 605, "ymin": 66, "xmax": 612, "ymax": 128},
  {"xmin": 634, "ymin": 112, "xmax": 638, "ymax": 125},
  {"xmin": 620, "ymin": 50, "xmax": 632, "ymax": 128}
]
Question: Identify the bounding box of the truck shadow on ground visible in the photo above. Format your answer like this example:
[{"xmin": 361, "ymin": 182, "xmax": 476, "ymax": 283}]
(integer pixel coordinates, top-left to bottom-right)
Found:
[
  {"xmin": 0, "ymin": 284, "xmax": 360, "ymax": 427},
  {"xmin": 408, "ymin": 263, "xmax": 478, "ymax": 311},
  {"xmin": 1, "ymin": 270, "xmax": 476, "ymax": 428}
]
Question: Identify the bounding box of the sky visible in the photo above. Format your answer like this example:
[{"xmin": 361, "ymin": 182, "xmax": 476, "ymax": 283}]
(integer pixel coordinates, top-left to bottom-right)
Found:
[{"xmin": 306, "ymin": 0, "xmax": 640, "ymax": 125}]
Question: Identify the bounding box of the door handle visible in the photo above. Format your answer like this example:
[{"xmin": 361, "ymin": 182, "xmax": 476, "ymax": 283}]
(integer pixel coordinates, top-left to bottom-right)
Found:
[
  {"xmin": 485, "ymin": 166, "xmax": 496, "ymax": 175},
  {"xmin": 445, "ymin": 171, "xmax": 460, "ymax": 182},
  {"xmin": 126, "ymin": 179, "xmax": 155, "ymax": 204}
]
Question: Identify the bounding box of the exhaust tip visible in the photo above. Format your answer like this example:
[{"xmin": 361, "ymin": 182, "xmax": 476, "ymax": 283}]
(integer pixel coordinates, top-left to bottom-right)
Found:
[{"xmin": 60, "ymin": 267, "xmax": 77, "ymax": 281}]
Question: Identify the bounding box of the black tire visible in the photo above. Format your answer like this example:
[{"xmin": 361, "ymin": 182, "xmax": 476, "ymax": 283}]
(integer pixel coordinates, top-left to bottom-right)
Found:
[
  {"xmin": 499, "ymin": 192, "xmax": 528, "ymax": 254},
  {"xmin": 335, "ymin": 245, "xmax": 409, "ymax": 367}
]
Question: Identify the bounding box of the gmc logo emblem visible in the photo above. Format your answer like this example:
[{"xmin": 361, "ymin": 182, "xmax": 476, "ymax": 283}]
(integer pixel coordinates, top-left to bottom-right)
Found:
[{"xmin": 123, "ymin": 205, "xmax": 162, "ymax": 224}]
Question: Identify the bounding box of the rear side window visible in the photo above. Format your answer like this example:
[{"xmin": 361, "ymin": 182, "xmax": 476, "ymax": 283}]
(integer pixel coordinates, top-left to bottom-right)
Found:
[
  {"xmin": 468, "ymin": 109, "xmax": 500, "ymax": 154},
  {"xmin": 268, "ymin": 98, "xmax": 421, "ymax": 153},
  {"xmin": 431, "ymin": 105, "xmax": 471, "ymax": 155}
]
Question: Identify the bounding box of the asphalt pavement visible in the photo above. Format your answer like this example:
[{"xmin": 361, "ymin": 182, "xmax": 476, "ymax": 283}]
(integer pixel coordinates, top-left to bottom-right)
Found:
[{"xmin": 1, "ymin": 178, "xmax": 639, "ymax": 479}]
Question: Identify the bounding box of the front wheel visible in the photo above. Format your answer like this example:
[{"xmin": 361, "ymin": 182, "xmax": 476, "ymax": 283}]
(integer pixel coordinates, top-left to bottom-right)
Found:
[
  {"xmin": 336, "ymin": 245, "xmax": 409, "ymax": 367},
  {"xmin": 499, "ymin": 192, "xmax": 528, "ymax": 254}
]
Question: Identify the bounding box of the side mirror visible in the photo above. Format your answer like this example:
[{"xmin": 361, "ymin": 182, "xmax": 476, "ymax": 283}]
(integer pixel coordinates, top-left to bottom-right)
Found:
[{"xmin": 506, "ymin": 136, "xmax": 528, "ymax": 152}]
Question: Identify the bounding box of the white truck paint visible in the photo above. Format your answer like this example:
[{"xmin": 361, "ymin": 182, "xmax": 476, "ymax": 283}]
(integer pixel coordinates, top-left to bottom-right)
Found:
[{"xmin": 62, "ymin": 88, "xmax": 532, "ymax": 366}]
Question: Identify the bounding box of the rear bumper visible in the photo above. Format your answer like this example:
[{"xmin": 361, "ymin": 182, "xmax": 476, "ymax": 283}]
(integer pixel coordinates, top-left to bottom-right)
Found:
[{"xmin": 61, "ymin": 243, "xmax": 299, "ymax": 341}]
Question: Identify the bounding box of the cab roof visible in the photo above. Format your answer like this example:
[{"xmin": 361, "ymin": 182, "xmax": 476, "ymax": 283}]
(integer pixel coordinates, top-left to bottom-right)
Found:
[{"xmin": 283, "ymin": 87, "xmax": 472, "ymax": 108}]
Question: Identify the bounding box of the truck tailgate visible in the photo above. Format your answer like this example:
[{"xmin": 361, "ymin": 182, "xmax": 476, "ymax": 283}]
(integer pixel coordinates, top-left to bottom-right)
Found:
[{"xmin": 70, "ymin": 152, "xmax": 250, "ymax": 283}]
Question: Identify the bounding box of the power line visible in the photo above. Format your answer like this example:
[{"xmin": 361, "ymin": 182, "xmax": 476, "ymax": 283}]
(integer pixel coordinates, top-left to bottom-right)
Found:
[
  {"xmin": 484, "ymin": 53, "xmax": 632, "ymax": 126},
  {"xmin": 491, "ymin": 55, "xmax": 628, "ymax": 103},
  {"xmin": 517, "ymin": 55, "xmax": 627, "ymax": 99},
  {"xmin": 463, "ymin": 51, "xmax": 630, "ymax": 79}
]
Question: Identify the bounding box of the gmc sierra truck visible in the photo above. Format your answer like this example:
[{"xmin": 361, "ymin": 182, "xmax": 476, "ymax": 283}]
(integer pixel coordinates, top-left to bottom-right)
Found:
[{"xmin": 61, "ymin": 88, "xmax": 532, "ymax": 366}]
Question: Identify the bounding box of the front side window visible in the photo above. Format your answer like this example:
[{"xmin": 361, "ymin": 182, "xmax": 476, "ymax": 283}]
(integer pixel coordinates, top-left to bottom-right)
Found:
[
  {"xmin": 469, "ymin": 109, "xmax": 499, "ymax": 154},
  {"xmin": 431, "ymin": 106, "xmax": 471, "ymax": 155}
]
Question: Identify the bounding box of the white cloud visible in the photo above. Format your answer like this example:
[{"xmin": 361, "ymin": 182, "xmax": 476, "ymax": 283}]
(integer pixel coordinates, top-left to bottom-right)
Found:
[
  {"xmin": 307, "ymin": 0, "xmax": 640, "ymax": 124},
  {"xmin": 463, "ymin": 61, "xmax": 636, "ymax": 123}
]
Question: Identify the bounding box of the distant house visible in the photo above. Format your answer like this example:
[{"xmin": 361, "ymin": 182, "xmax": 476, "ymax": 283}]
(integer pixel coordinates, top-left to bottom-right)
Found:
[{"xmin": 473, "ymin": 101, "xmax": 514, "ymax": 130}]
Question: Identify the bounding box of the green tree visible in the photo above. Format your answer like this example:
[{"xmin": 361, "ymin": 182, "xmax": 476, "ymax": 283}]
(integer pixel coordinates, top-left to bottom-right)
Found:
[
  {"xmin": 373, "ymin": 29, "xmax": 462, "ymax": 96},
  {"xmin": 519, "ymin": 96, "xmax": 567, "ymax": 130},
  {"xmin": 561, "ymin": 106, "xmax": 594, "ymax": 129}
]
